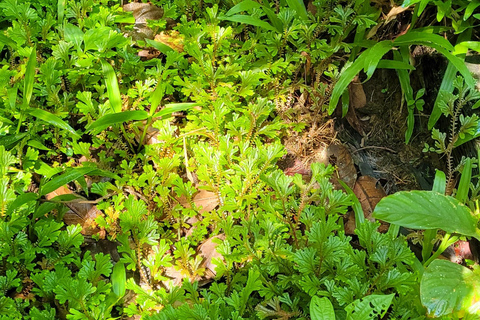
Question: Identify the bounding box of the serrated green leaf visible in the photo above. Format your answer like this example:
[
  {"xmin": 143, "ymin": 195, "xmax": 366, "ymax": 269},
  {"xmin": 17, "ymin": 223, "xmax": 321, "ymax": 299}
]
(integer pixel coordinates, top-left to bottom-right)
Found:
[
  {"xmin": 87, "ymin": 110, "xmax": 148, "ymax": 132},
  {"xmin": 373, "ymin": 191, "xmax": 480, "ymax": 239},
  {"xmin": 27, "ymin": 108, "xmax": 80, "ymax": 138},
  {"xmin": 101, "ymin": 59, "xmax": 122, "ymax": 113},
  {"xmin": 40, "ymin": 167, "xmax": 97, "ymax": 196},
  {"xmin": 311, "ymin": 296, "xmax": 335, "ymax": 320}
]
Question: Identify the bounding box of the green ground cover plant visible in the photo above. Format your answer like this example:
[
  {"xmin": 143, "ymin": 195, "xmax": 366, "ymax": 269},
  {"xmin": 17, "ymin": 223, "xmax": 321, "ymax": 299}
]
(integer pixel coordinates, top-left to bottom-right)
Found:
[{"xmin": 1, "ymin": 0, "xmax": 480, "ymax": 319}]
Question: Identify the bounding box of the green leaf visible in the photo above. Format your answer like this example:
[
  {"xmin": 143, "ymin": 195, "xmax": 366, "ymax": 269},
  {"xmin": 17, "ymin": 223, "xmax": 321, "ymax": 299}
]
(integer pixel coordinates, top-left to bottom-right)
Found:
[
  {"xmin": 27, "ymin": 140, "xmax": 50, "ymax": 151},
  {"xmin": 364, "ymin": 41, "xmax": 393, "ymax": 81},
  {"xmin": 310, "ymin": 296, "xmax": 335, "ymax": 320},
  {"xmin": 457, "ymin": 158, "xmax": 472, "ymax": 203},
  {"xmin": 225, "ymin": 0, "xmax": 263, "ymax": 15},
  {"xmin": 6, "ymin": 193, "xmax": 38, "ymax": 216},
  {"xmin": 23, "ymin": 46, "xmax": 36, "ymax": 107},
  {"xmin": 0, "ymin": 34, "xmax": 17, "ymax": 49},
  {"xmin": 328, "ymin": 59, "xmax": 365, "ymax": 114},
  {"xmin": 64, "ymin": 23, "xmax": 84, "ymax": 50},
  {"xmin": 345, "ymin": 294, "xmax": 394, "ymax": 319},
  {"xmin": 219, "ymin": 14, "xmax": 277, "ymax": 32},
  {"xmin": 145, "ymin": 38, "xmax": 174, "ymax": 54},
  {"xmin": 40, "ymin": 167, "xmax": 97, "ymax": 196},
  {"xmin": 432, "ymin": 170, "xmax": 446, "ymax": 194},
  {"xmin": 394, "ymin": 32, "xmax": 454, "ymax": 51},
  {"xmin": 27, "ymin": 108, "xmax": 80, "ymax": 139},
  {"xmin": 376, "ymin": 59, "xmax": 415, "ymax": 70},
  {"xmin": 101, "ymin": 60, "xmax": 122, "ymax": 113},
  {"xmin": 421, "ymin": 260, "xmax": 480, "ymax": 317},
  {"xmin": 153, "ymin": 103, "xmax": 197, "ymax": 119},
  {"xmin": 0, "ymin": 133, "xmax": 28, "ymax": 150},
  {"xmin": 285, "ymin": 0, "xmax": 308, "ymax": 20},
  {"xmin": 58, "ymin": 0, "xmax": 66, "ymax": 21},
  {"xmin": 87, "ymin": 110, "xmax": 149, "ymax": 133},
  {"xmin": 112, "ymin": 262, "xmax": 126, "ymax": 298},
  {"xmin": 373, "ymin": 191, "xmax": 480, "ymax": 239}
]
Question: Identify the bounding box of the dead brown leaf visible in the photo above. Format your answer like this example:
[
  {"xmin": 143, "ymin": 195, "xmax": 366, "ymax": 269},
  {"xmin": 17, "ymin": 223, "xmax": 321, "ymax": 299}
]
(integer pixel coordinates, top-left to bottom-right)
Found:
[
  {"xmin": 353, "ymin": 175, "xmax": 389, "ymax": 232},
  {"xmin": 349, "ymin": 76, "xmax": 366, "ymax": 110},
  {"xmin": 198, "ymin": 234, "xmax": 225, "ymax": 282},
  {"xmin": 385, "ymin": 5, "xmax": 411, "ymax": 24},
  {"xmin": 46, "ymin": 186, "xmax": 101, "ymax": 236},
  {"xmin": 316, "ymin": 144, "xmax": 357, "ymax": 189},
  {"xmin": 178, "ymin": 189, "xmax": 219, "ymax": 213},
  {"xmin": 123, "ymin": 2, "xmax": 164, "ymax": 24}
]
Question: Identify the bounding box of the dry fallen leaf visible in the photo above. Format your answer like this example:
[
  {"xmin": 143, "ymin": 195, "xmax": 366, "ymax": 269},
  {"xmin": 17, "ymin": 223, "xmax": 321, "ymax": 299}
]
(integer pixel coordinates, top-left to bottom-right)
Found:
[
  {"xmin": 353, "ymin": 175, "xmax": 389, "ymax": 232},
  {"xmin": 178, "ymin": 189, "xmax": 219, "ymax": 213},
  {"xmin": 198, "ymin": 234, "xmax": 225, "ymax": 282},
  {"xmin": 316, "ymin": 144, "xmax": 357, "ymax": 189},
  {"xmin": 46, "ymin": 186, "xmax": 101, "ymax": 236},
  {"xmin": 349, "ymin": 75, "xmax": 367, "ymax": 110}
]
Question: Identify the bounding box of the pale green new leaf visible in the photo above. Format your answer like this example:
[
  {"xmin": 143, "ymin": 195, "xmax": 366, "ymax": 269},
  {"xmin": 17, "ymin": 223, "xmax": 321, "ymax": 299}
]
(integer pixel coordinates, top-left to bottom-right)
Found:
[{"xmin": 373, "ymin": 191, "xmax": 480, "ymax": 239}]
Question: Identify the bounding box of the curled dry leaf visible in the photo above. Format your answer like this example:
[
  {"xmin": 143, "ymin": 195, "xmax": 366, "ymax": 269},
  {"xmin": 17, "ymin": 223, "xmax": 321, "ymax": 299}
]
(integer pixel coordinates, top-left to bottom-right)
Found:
[
  {"xmin": 46, "ymin": 186, "xmax": 101, "ymax": 236},
  {"xmin": 352, "ymin": 175, "xmax": 389, "ymax": 232}
]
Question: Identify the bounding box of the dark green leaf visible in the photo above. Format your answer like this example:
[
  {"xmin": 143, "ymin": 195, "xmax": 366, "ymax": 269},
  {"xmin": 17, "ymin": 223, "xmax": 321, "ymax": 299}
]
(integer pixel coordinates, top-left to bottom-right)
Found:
[{"xmin": 6, "ymin": 193, "xmax": 38, "ymax": 216}]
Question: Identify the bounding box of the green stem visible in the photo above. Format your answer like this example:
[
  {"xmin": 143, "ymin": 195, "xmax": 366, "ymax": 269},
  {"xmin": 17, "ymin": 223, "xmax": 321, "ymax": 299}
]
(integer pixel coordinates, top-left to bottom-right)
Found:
[{"xmin": 424, "ymin": 233, "xmax": 459, "ymax": 267}]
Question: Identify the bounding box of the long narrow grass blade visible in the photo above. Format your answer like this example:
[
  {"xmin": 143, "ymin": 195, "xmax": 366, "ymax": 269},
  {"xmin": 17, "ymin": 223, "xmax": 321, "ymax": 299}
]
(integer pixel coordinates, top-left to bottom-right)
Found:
[
  {"xmin": 153, "ymin": 103, "xmax": 197, "ymax": 119},
  {"xmin": 219, "ymin": 15, "xmax": 277, "ymax": 32},
  {"xmin": 40, "ymin": 167, "xmax": 97, "ymax": 196},
  {"xmin": 285, "ymin": 0, "xmax": 308, "ymax": 20},
  {"xmin": 27, "ymin": 108, "xmax": 80, "ymax": 139},
  {"xmin": 456, "ymin": 158, "xmax": 472, "ymax": 203},
  {"xmin": 225, "ymin": 0, "xmax": 263, "ymax": 15},
  {"xmin": 87, "ymin": 110, "xmax": 149, "ymax": 133},
  {"xmin": 23, "ymin": 46, "xmax": 36, "ymax": 107},
  {"xmin": 101, "ymin": 60, "xmax": 122, "ymax": 113}
]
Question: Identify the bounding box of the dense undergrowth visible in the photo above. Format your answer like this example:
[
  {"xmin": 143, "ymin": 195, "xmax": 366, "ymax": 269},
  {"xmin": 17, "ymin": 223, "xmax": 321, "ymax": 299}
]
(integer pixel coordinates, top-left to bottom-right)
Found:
[{"xmin": 2, "ymin": 0, "xmax": 480, "ymax": 319}]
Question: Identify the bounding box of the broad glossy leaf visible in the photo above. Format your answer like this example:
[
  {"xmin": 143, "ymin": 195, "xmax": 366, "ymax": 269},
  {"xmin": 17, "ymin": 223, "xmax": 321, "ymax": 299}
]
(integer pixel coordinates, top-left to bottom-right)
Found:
[
  {"xmin": 373, "ymin": 191, "xmax": 480, "ymax": 239},
  {"xmin": 23, "ymin": 46, "xmax": 36, "ymax": 107},
  {"xmin": 101, "ymin": 60, "xmax": 122, "ymax": 113},
  {"xmin": 40, "ymin": 167, "xmax": 97, "ymax": 196},
  {"xmin": 87, "ymin": 110, "xmax": 148, "ymax": 132},
  {"xmin": 310, "ymin": 296, "xmax": 335, "ymax": 320},
  {"xmin": 64, "ymin": 23, "xmax": 84, "ymax": 50},
  {"xmin": 219, "ymin": 15, "xmax": 277, "ymax": 32},
  {"xmin": 421, "ymin": 260, "xmax": 480, "ymax": 317},
  {"xmin": 27, "ymin": 108, "xmax": 80, "ymax": 138}
]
